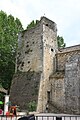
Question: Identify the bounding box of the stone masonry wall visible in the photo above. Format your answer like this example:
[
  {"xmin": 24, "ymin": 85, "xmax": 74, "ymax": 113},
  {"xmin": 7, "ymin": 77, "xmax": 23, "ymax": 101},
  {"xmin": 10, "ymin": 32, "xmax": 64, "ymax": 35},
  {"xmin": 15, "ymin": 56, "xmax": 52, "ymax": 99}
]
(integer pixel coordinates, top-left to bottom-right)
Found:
[
  {"xmin": 16, "ymin": 22, "xmax": 43, "ymax": 72},
  {"xmin": 48, "ymin": 45, "xmax": 80, "ymax": 114},
  {"xmin": 42, "ymin": 25, "xmax": 57, "ymax": 110},
  {"xmin": 48, "ymin": 46, "xmax": 80, "ymax": 114},
  {"xmin": 64, "ymin": 54, "xmax": 80, "ymax": 114},
  {"xmin": 10, "ymin": 17, "xmax": 57, "ymax": 112},
  {"xmin": 49, "ymin": 74, "xmax": 65, "ymax": 113},
  {"xmin": 10, "ymin": 71, "xmax": 41, "ymax": 110},
  {"xmin": 37, "ymin": 17, "xmax": 58, "ymax": 112},
  {"xmin": 56, "ymin": 46, "xmax": 80, "ymax": 71},
  {"xmin": 10, "ymin": 16, "xmax": 80, "ymax": 114},
  {"xmin": 10, "ymin": 19, "xmax": 43, "ymax": 110}
]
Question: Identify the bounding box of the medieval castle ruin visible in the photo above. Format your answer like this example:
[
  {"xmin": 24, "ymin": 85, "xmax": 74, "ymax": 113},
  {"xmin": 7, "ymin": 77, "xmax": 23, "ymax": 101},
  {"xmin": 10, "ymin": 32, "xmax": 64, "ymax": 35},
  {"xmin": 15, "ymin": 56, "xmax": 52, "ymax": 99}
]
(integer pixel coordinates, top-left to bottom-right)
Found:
[{"xmin": 10, "ymin": 17, "xmax": 80, "ymax": 114}]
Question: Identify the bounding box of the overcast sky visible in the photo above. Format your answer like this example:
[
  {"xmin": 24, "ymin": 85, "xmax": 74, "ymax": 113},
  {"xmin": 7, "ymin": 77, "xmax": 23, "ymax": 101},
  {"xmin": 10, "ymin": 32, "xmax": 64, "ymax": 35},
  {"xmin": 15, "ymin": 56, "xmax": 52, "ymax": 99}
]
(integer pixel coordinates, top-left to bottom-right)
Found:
[{"xmin": 0, "ymin": 0, "xmax": 80, "ymax": 47}]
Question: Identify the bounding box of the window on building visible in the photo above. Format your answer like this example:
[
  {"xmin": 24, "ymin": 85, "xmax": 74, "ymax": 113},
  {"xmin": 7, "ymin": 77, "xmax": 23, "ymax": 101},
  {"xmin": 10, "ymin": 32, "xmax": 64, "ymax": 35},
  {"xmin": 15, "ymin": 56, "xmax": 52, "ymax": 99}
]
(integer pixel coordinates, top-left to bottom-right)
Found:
[{"xmin": 47, "ymin": 91, "xmax": 50, "ymax": 103}]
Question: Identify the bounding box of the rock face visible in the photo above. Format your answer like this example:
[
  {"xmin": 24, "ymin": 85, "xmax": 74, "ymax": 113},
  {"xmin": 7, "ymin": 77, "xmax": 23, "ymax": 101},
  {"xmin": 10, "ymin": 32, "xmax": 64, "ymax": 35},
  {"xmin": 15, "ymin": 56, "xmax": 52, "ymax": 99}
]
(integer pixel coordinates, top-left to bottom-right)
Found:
[{"xmin": 10, "ymin": 16, "xmax": 80, "ymax": 114}]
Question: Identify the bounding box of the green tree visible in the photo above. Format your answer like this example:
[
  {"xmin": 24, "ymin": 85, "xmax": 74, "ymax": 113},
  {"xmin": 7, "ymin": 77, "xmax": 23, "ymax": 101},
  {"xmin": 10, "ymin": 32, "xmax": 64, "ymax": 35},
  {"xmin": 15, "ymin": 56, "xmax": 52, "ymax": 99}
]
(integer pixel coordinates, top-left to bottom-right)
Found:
[
  {"xmin": 0, "ymin": 11, "xmax": 23, "ymax": 89},
  {"xmin": 28, "ymin": 101, "xmax": 37, "ymax": 112},
  {"xmin": 57, "ymin": 35, "xmax": 66, "ymax": 48},
  {"xmin": 27, "ymin": 20, "xmax": 39, "ymax": 29}
]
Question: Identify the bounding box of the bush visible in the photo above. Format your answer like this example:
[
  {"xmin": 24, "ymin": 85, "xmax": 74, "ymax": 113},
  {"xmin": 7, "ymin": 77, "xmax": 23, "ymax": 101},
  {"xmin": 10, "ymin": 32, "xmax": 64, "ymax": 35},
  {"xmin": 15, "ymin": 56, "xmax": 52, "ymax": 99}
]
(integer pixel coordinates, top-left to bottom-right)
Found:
[{"xmin": 28, "ymin": 101, "xmax": 37, "ymax": 112}]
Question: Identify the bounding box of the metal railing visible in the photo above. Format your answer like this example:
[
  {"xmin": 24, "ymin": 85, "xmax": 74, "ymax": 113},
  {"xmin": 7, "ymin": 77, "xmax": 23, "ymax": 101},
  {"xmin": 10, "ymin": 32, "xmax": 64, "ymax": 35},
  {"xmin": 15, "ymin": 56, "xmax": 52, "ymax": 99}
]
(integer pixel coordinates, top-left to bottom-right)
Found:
[
  {"xmin": 35, "ymin": 115, "xmax": 80, "ymax": 120},
  {"xmin": 0, "ymin": 115, "xmax": 24, "ymax": 120},
  {"xmin": 0, "ymin": 114, "xmax": 80, "ymax": 120}
]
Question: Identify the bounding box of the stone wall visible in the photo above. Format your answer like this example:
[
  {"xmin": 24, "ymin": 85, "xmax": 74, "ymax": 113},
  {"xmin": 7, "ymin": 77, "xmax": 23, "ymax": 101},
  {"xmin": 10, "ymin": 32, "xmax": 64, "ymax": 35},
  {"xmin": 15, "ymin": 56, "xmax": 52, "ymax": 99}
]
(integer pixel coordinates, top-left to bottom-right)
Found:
[
  {"xmin": 10, "ymin": 16, "xmax": 80, "ymax": 114},
  {"xmin": 56, "ymin": 46, "xmax": 80, "ymax": 71},
  {"xmin": 10, "ymin": 71, "xmax": 41, "ymax": 110},
  {"xmin": 10, "ymin": 17, "xmax": 58, "ymax": 112},
  {"xmin": 64, "ymin": 54, "xmax": 80, "ymax": 114},
  {"xmin": 48, "ymin": 71, "xmax": 65, "ymax": 113},
  {"xmin": 10, "ymin": 18, "xmax": 43, "ymax": 110},
  {"xmin": 48, "ymin": 46, "xmax": 80, "ymax": 114},
  {"xmin": 37, "ymin": 17, "xmax": 57, "ymax": 112},
  {"xmin": 16, "ymin": 22, "xmax": 43, "ymax": 72}
]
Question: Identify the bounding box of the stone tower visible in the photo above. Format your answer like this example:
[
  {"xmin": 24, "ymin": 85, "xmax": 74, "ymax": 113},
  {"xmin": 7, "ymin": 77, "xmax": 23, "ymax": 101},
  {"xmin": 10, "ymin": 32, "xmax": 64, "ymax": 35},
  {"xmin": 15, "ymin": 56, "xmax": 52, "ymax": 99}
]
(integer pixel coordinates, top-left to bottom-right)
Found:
[
  {"xmin": 36, "ymin": 17, "xmax": 58, "ymax": 112},
  {"xmin": 10, "ymin": 17, "xmax": 58, "ymax": 112}
]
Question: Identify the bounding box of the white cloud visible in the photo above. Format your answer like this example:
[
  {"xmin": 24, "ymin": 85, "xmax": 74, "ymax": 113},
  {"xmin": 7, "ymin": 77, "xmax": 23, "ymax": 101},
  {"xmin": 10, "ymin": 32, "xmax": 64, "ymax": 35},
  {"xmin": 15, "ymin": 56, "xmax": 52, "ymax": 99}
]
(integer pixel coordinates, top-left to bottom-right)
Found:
[{"xmin": 0, "ymin": 0, "xmax": 80, "ymax": 46}]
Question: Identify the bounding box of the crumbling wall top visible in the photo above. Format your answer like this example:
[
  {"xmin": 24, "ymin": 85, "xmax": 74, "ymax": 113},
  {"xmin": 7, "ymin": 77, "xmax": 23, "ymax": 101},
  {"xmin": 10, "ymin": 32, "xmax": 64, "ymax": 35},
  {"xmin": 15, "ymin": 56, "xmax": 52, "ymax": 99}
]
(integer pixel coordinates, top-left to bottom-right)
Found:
[
  {"xmin": 40, "ymin": 16, "xmax": 57, "ymax": 32},
  {"xmin": 58, "ymin": 44, "xmax": 80, "ymax": 54}
]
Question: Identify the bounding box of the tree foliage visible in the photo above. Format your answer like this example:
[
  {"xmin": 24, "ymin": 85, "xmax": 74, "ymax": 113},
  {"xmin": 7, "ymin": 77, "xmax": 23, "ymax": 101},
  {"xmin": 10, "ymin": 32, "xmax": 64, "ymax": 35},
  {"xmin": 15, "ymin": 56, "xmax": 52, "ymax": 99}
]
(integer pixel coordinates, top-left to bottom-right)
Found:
[
  {"xmin": 57, "ymin": 35, "xmax": 66, "ymax": 48},
  {"xmin": 0, "ymin": 11, "xmax": 23, "ymax": 89},
  {"xmin": 27, "ymin": 20, "xmax": 39, "ymax": 29},
  {"xmin": 28, "ymin": 101, "xmax": 37, "ymax": 111}
]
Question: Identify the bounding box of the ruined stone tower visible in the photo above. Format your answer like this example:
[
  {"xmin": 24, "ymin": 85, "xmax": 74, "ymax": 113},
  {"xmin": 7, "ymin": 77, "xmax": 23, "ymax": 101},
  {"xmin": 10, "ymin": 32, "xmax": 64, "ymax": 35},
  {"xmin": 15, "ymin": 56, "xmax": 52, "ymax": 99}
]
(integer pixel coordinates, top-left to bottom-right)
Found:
[
  {"xmin": 10, "ymin": 16, "xmax": 80, "ymax": 114},
  {"xmin": 10, "ymin": 17, "xmax": 58, "ymax": 112}
]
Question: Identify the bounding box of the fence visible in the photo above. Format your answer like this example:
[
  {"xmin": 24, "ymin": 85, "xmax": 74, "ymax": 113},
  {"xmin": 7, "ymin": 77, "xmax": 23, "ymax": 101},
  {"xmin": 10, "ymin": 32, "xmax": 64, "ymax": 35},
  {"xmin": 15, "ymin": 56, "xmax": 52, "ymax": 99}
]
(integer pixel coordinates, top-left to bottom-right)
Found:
[
  {"xmin": 35, "ymin": 114, "xmax": 80, "ymax": 120},
  {"xmin": 0, "ymin": 114, "xmax": 80, "ymax": 120},
  {"xmin": 0, "ymin": 115, "xmax": 23, "ymax": 120}
]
